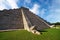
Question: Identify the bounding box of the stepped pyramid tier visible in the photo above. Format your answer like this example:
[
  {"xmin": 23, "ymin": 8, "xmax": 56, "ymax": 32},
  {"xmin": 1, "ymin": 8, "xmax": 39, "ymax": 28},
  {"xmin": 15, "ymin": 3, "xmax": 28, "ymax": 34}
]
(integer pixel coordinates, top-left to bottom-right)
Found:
[{"xmin": 0, "ymin": 7, "xmax": 51, "ymax": 33}]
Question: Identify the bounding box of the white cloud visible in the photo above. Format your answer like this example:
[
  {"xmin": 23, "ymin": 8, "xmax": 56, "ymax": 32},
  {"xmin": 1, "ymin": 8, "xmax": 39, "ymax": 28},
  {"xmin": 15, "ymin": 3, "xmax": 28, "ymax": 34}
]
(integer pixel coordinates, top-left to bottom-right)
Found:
[
  {"xmin": 46, "ymin": 9, "xmax": 60, "ymax": 23},
  {"xmin": 6, "ymin": 0, "xmax": 19, "ymax": 9},
  {"xmin": 0, "ymin": 0, "xmax": 8, "ymax": 10},
  {"xmin": 45, "ymin": 0, "xmax": 60, "ymax": 23},
  {"xmin": 0, "ymin": 4, "xmax": 7, "ymax": 10},
  {"xmin": 30, "ymin": 4, "xmax": 40, "ymax": 14},
  {"xmin": 0, "ymin": 0, "xmax": 19, "ymax": 10}
]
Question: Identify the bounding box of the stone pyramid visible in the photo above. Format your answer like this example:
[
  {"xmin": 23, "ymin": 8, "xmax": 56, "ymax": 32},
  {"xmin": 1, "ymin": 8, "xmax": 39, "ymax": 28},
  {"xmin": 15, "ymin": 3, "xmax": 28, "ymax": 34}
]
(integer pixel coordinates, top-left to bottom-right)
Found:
[{"xmin": 0, "ymin": 7, "xmax": 51, "ymax": 34}]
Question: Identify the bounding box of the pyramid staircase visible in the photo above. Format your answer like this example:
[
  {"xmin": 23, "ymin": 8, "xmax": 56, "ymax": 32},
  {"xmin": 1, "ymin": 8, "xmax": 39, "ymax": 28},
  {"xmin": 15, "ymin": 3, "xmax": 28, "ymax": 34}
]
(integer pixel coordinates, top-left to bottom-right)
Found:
[{"xmin": 0, "ymin": 7, "xmax": 51, "ymax": 35}]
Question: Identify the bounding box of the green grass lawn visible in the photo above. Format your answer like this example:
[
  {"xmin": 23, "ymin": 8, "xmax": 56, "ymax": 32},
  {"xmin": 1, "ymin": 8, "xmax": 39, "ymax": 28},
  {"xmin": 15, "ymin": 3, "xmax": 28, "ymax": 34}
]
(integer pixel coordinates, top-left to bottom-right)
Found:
[{"xmin": 0, "ymin": 27, "xmax": 60, "ymax": 40}]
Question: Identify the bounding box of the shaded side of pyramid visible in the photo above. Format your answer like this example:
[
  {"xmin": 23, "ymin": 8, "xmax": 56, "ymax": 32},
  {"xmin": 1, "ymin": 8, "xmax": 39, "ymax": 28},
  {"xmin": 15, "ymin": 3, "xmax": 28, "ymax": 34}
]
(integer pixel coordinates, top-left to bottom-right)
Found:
[{"xmin": 0, "ymin": 8, "xmax": 24, "ymax": 30}]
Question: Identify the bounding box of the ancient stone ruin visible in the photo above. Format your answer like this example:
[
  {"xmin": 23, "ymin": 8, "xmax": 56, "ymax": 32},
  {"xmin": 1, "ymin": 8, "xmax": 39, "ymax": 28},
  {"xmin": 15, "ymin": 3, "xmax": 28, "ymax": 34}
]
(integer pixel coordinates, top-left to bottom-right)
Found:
[{"xmin": 0, "ymin": 7, "xmax": 51, "ymax": 34}]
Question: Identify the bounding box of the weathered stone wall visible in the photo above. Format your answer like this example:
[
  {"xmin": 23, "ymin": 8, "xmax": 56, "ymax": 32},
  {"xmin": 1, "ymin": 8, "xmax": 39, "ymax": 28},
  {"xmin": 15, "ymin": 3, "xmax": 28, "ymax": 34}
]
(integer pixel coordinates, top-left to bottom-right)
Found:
[
  {"xmin": 0, "ymin": 7, "xmax": 50, "ymax": 30},
  {"xmin": 0, "ymin": 9, "xmax": 24, "ymax": 30}
]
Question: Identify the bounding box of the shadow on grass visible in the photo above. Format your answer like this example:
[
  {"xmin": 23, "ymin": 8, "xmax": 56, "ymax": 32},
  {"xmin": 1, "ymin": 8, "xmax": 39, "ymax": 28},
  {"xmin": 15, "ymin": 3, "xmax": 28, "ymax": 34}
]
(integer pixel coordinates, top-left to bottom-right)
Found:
[
  {"xmin": 37, "ymin": 30, "xmax": 47, "ymax": 34},
  {"xmin": 37, "ymin": 29, "xmax": 47, "ymax": 32}
]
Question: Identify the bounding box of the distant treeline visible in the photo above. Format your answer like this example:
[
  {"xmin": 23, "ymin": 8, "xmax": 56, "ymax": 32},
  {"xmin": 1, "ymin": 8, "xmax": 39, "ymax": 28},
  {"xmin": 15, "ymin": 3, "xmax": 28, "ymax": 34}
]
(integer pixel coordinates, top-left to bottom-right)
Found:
[{"xmin": 51, "ymin": 22, "xmax": 60, "ymax": 25}]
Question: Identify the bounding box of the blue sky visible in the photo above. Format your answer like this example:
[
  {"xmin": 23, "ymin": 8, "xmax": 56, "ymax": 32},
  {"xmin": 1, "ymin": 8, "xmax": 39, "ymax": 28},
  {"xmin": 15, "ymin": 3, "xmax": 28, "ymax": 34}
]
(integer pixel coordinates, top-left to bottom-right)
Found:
[{"xmin": 0, "ymin": 0, "xmax": 60, "ymax": 23}]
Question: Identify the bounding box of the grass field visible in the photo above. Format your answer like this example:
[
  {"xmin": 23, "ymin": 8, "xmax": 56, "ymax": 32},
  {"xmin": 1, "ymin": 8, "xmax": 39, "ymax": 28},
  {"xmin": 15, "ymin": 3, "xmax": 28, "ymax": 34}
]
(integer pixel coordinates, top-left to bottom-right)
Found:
[{"xmin": 0, "ymin": 26, "xmax": 60, "ymax": 40}]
